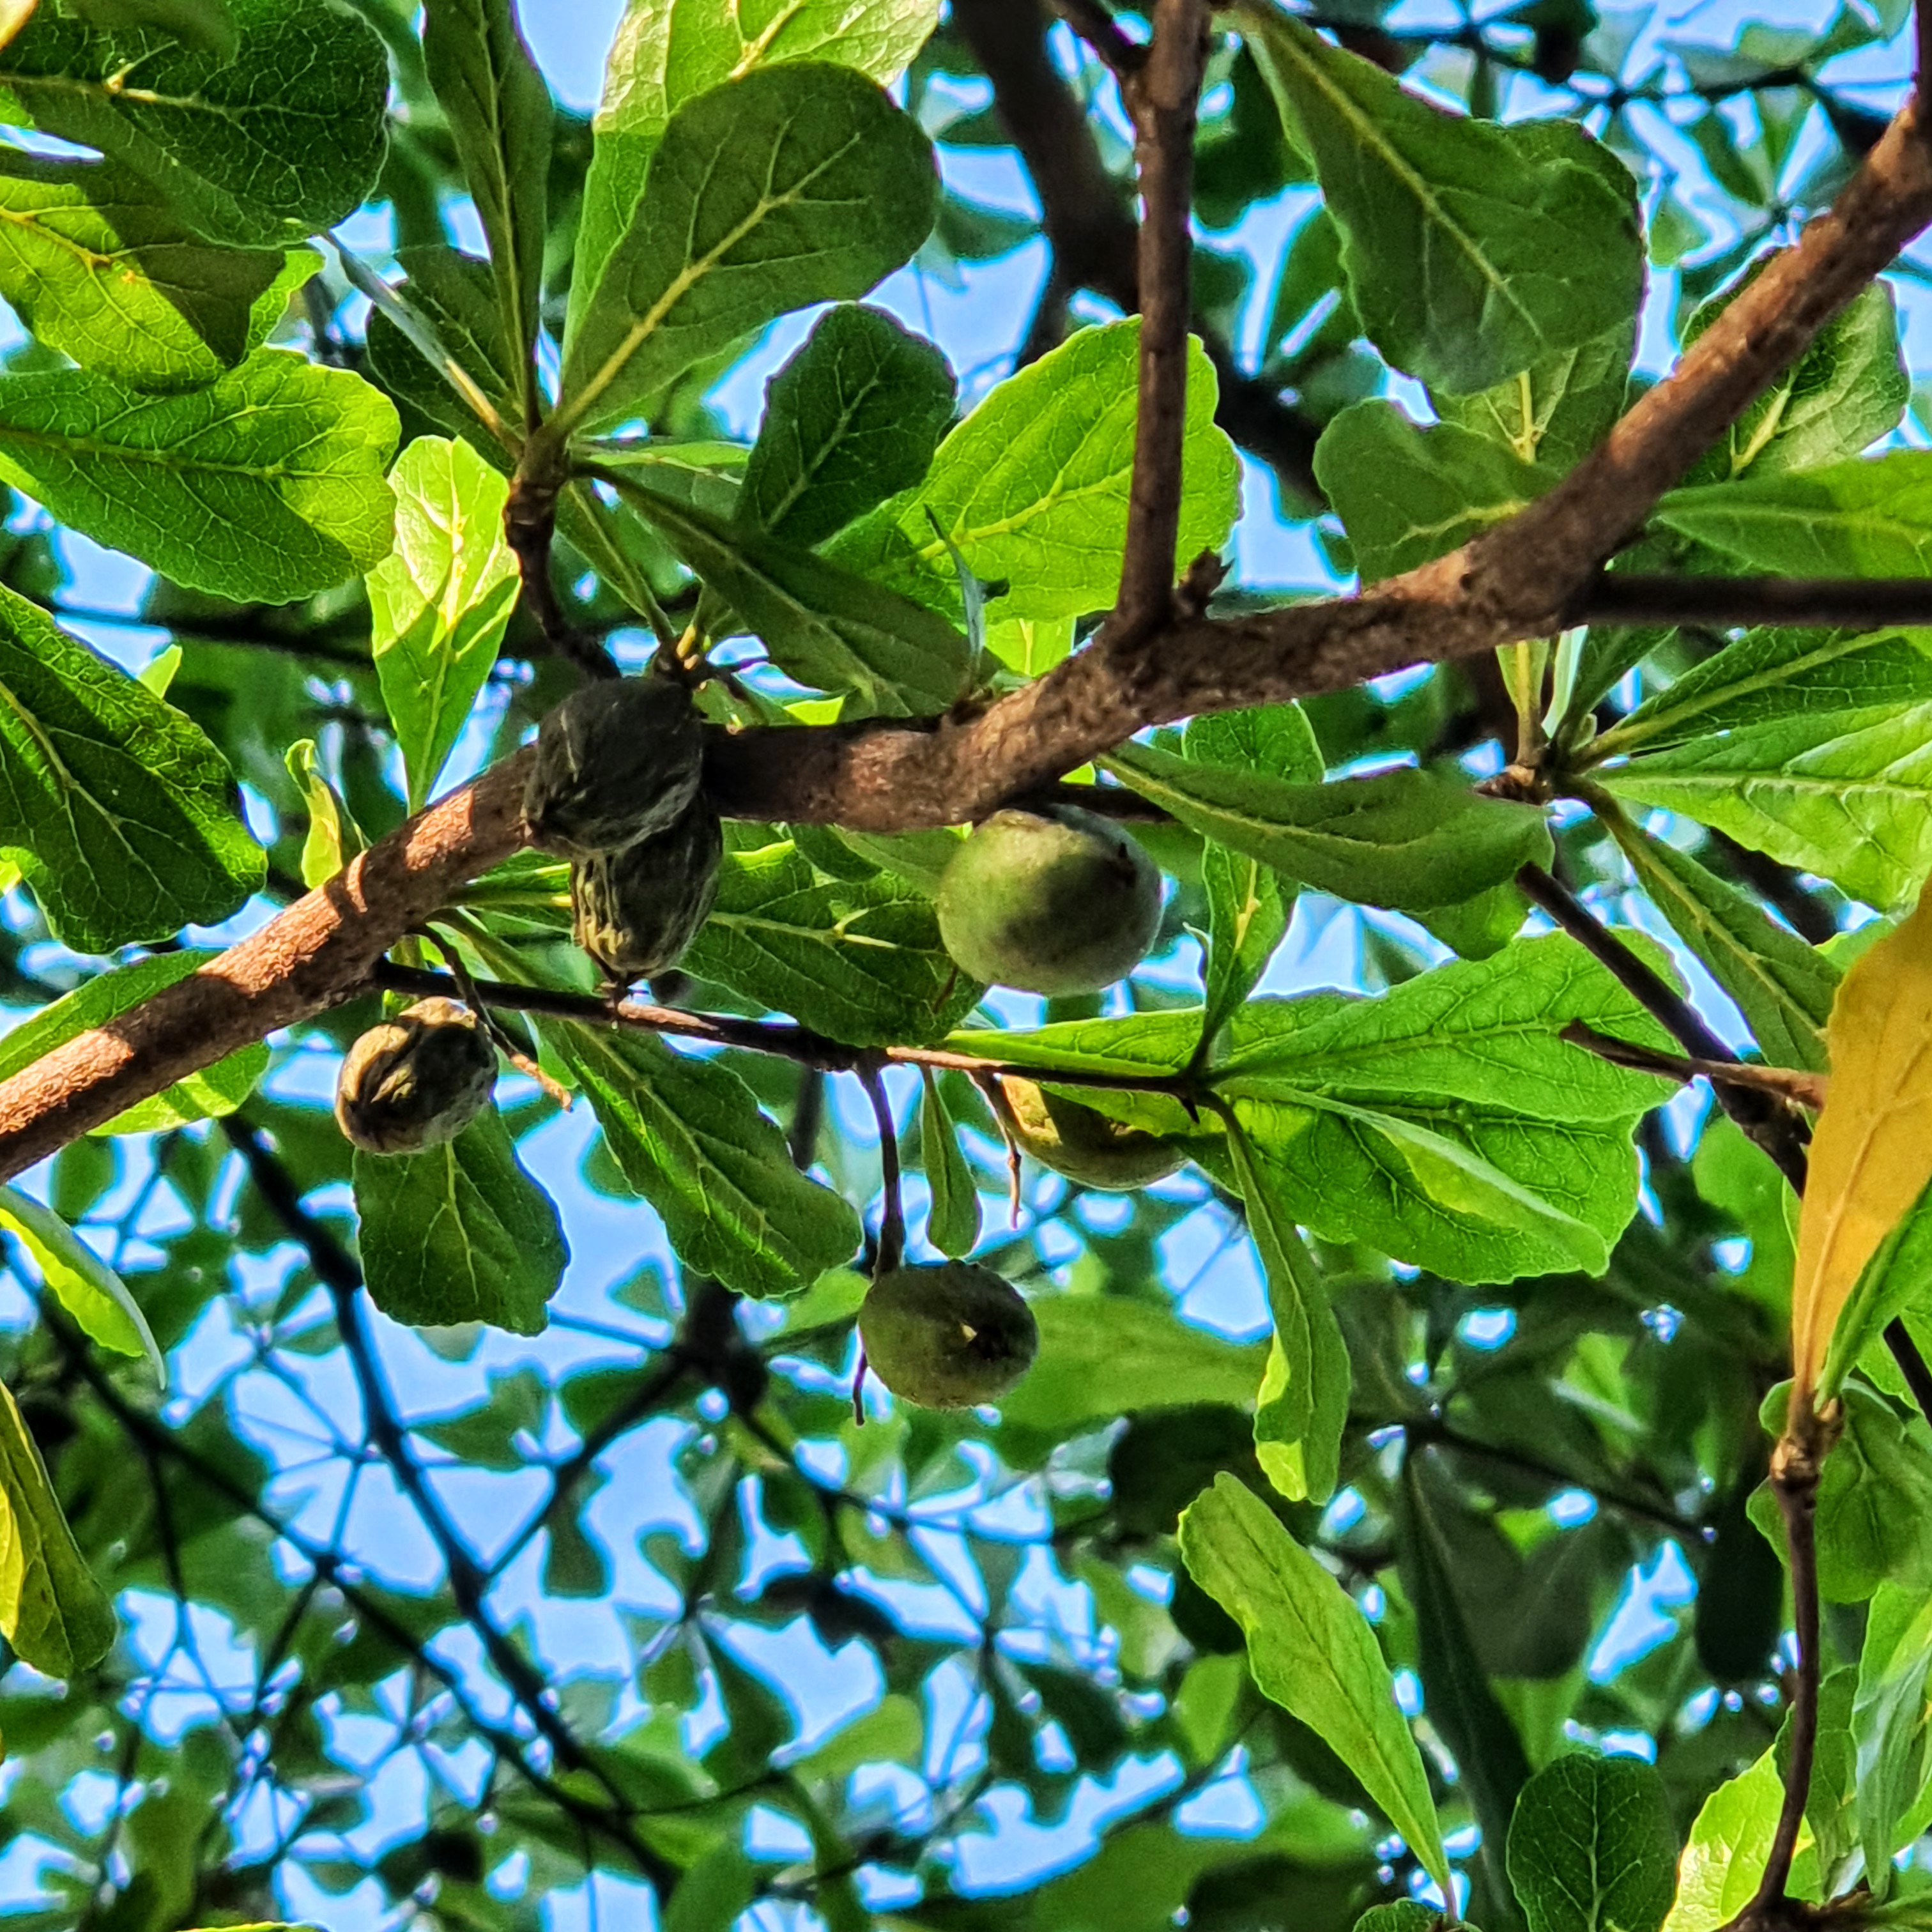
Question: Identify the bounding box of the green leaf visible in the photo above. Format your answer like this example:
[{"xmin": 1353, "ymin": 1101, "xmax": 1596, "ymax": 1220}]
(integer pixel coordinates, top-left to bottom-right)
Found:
[
  {"xmin": 1597, "ymin": 626, "xmax": 1932, "ymax": 910},
  {"xmin": 0, "ymin": 148, "xmax": 315, "ymax": 391},
  {"xmin": 1354, "ymin": 1910, "xmax": 1458, "ymax": 1932},
  {"xmin": 366, "ymin": 434, "xmax": 519, "ymax": 811},
  {"xmin": 1315, "ymin": 401, "xmax": 1553, "ymax": 583},
  {"xmin": 1186, "ymin": 705, "xmax": 1324, "ymax": 1043},
  {"xmin": 0, "ymin": 0, "xmax": 390, "ymax": 249},
  {"xmin": 571, "ymin": 0, "xmax": 939, "ymax": 347},
  {"xmin": 617, "ymin": 478, "xmax": 969, "ymax": 714},
  {"xmin": 421, "ymin": 0, "xmax": 551, "ymax": 385},
  {"xmin": 1104, "ymin": 740, "xmax": 1552, "ymax": 917},
  {"xmin": 737, "ymin": 303, "xmax": 954, "ymax": 549},
  {"xmin": 1505, "ymin": 1754, "xmax": 1678, "ymax": 1932},
  {"xmin": 919, "ymin": 1070, "xmax": 979, "ymax": 1260},
  {"xmin": 1236, "ymin": 3, "xmax": 1641, "ymax": 393},
  {"xmin": 1660, "ymin": 1751, "xmax": 1781, "ymax": 1932},
  {"xmin": 1225, "ymin": 1122, "xmax": 1346, "ymax": 1505},
  {"xmin": 1601, "ymin": 812, "xmax": 1837, "ymax": 1073},
  {"xmin": 996, "ymin": 1298, "xmax": 1269, "ymax": 1441},
  {"xmin": 1853, "ymin": 1582, "xmax": 1932, "ymax": 1897},
  {"xmin": 0, "ymin": 950, "xmax": 265, "ymax": 1135},
  {"xmin": 365, "ymin": 243, "xmax": 520, "ymax": 442},
  {"xmin": 0, "ymin": 351, "xmax": 399, "ymax": 604},
  {"xmin": 561, "ymin": 63, "xmax": 937, "ymax": 435},
  {"xmin": 554, "ymin": 1022, "xmax": 861, "ymax": 1299},
  {"xmin": 681, "ymin": 832, "xmax": 981, "ymax": 1046},
  {"xmin": 1434, "ymin": 320, "xmax": 1635, "ymax": 473},
  {"xmin": 0, "ymin": 1183, "xmax": 162, "ymax": 1377},
  {"xmin": 1207, "ymin": 935, "xmax": 1678, "ymax": 1282},
  {"xmin": 352, "ymin": 1108, "xmax": 567, "ymax": 1335},
  {"xmin": 1682, "ymin": 273, "xmax": 1906, "ymax": 483},
  {"xmin": 874, "ymin": 319, "xmax": 1241, "ymax": 624},
  {"xmin": 0, "ymin": 1374, "xmax": 116, "ymax": 1678},
  {"xmin": 0, "ymin": 585, "xmax": 264, "ymax": 950},
  {"xmin": 1655, "ymin": 452, "xmax": 1932, "ymax": 578},
  {"xmin": 1179, "ymin": 1471, "xmax": 1452, "ymax": 1903},
  {"xmin": 1748, "ymin": 1381, "xmax": 1932, "ymax": 1602},
  {"xmin": 283, "ymin": 737, "xmax": 361, "ymax": 890}
]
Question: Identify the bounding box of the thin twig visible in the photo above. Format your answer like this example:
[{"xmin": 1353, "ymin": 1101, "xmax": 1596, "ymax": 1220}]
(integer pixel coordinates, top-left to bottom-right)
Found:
[
  {"xmin": 1108, "ymin": 0, "xmax": 1211, "ymax": 641},
  {"xmin": 861, "ymin": 1062, "xmax": 907, "ymax": 1276},
  {"xmin": 1560, "ymin": 1022, "xmax": 1828, "ymax": 1110},
  {"xmin": 217, "ymin": 1113, "xmax": 676, "ymax": 1886},
  {"xmin": 1518, "ymin": 864, "xmax": 1811, "ymax": 1193},
  {"xmin": 370, "ymin": 960, "xmax": 1199, "ymax": 1096},
  {"xmin": 1050, "ymin": 0, "xmax": 1148, "ymax": 77}
]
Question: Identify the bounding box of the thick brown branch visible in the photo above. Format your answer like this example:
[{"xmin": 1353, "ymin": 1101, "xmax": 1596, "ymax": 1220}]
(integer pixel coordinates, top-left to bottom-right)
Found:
[
  {"xmin": 3, "ymin": 102, "xmax": 1931, "ymax": 1183},
  {"xmin": 0, "ymin": 751, "xmax": 532, "ymax": 1184}
]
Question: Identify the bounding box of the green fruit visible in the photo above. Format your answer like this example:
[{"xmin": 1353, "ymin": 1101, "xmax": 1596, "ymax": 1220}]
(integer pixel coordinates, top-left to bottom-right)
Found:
[
  {"xmin": 858, "ymin": 1262, "xmax": 1038, "ymax": 1409},
  {"xmin": 335, "ymin": 997, "xmax": 496, "ymax": 1154},
  {"xmin": 936, "ymin": 805, "xmax": 1161, "ymax": 994},
  {"xmin": 523, "ymin": 673, "xmax": 703, "ymax": 859},
  {"xmin": 571, "ymin": 792, "xmax": 723, "ymax": 983},
  {"xmin": 995, "ymin": 1077, "xmax": 1183, "ymax": 1190}
]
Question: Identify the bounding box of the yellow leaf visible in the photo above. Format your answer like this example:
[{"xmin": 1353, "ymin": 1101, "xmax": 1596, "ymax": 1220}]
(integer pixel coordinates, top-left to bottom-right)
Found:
[{"xmin": 1791, "ymin": 879, "xmax": 1932, "ymax": 1401}]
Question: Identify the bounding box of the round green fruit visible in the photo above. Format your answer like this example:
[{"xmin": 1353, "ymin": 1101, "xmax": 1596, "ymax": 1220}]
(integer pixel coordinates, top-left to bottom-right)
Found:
[
  {"xmin": 523, "ymin": 673, "xmax": 703, "ymax": 860},
  {"xmin": 936, "ymin": 806, "xmax": 1161, "ymax": 995},
  {"xmin": 858, "ymin": 1262, "xmax": 1039, "ymax": 1409},
  {"xmin": 995, "ymin": 1077, "xmax": 1184, "ymax": 1191},
  {"xmin": 335, "ymin": 997, "xmax": 496, "ymax": 1154},
  {"xmin": 571, "ymin": 792, "xmax": 723, "ymax": 985}
]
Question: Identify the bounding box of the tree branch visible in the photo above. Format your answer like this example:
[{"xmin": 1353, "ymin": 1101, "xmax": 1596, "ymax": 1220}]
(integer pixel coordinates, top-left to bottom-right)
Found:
[
  {"xmin": 1110, "ymin": 0, "xmax": 1210, "ymax": 637},
  {"xmin": 1572, "ymin": 573, "xmax": 1932, "ymax": 629},
  {"xmin": 1519, "ymin": 864, "xmax": 1813, "ymax": 1193},
  {"xmin": 951, "ymin": 0, "xmax": 1324, "ymax": 504},
  {"xmin": 3, "ymin": 95, "xmax": 1931, "ymax": 1184}
]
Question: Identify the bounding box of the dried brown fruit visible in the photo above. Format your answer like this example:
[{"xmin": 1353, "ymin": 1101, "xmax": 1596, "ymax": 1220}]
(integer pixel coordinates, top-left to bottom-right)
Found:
[
  {"xmin": 936, "ymin": 805, "xmax": 1162, "ymax": 995},
  {"xmin": 994, "ymin": 1077, "xmax": 1184, "ymax": 1191},
  {"xmin": 523, "ymin": 674, "xmax": 704, "ymax": 860},
  {"xmin": 859, "ymin": 1262, "xmax": 1038, "ymax": 1408},
  {"xmin": 335, "ymin": 997, "xmax": 496, "ymax": 1154},
  {"xmin": 571, "ymin": 792, "xmax": 723, "ymax": 984}
]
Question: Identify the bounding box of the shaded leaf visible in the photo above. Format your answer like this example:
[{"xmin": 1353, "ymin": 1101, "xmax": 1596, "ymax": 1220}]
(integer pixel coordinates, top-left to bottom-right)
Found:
[
  {"xmin": 620, "ymin": 479, "xmax": 969, "ymax": 714},
  {"xmin": 1105, "ymin": 742, "xmax": 1552, "ymax": 917},
  {"xmin": 0, "ymin": 586, "xmax": 263, "ymax": 950},
  {"xmin": 422, "ymin": 0, "xmax": 551, "ymax": 380},
  {"xmin": 919, "ymin": 1069, "xmax": 980, "ymax": 1260},
  {"xmin": 0, "ymin": 1374, "xmax": 116, "ymax": 1678},
  {"xmin": 353, "ymin": 1109, "xmax": 567, "ymax": 1335},
  {"xmin": 555, "ymin": 1022, "xmax": 861, "ymax": 1298},
  {"xmin": 1237, "ymin": 3, "xmax": 1642, "ymax": 392},
  {"xmin": 1179, "ymin": 1471, "xmax": 1452, "ymax": 1901},
  {"xmin": 738, "ymin": 303, "xmax": 954, "ymax": 549},
  {"xmin": 1505, "ymin": 1754, "xmax": 1677, "ymax": 1932}
]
